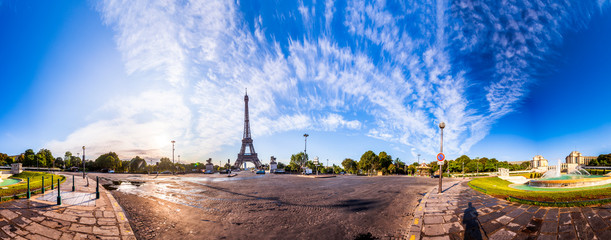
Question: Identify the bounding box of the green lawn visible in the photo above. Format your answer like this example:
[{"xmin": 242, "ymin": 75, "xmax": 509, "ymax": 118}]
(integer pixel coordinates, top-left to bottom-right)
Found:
[
  {"xmin": 0, "ymin": 171, "xmax": 65, "ymax": 200},
  {"xmin": 469, "ymin": 177, "xmax": 611, "ymax": 207}
]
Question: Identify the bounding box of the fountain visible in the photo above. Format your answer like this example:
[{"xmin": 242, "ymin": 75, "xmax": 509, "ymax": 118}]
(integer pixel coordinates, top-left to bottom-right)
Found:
[{"xmin": 527, "ymin": 159, "xmax": 611, "ymax": 188}]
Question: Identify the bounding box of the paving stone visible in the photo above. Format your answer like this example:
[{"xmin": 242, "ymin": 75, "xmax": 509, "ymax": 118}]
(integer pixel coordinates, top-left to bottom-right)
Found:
[
  {"xmin": 12, "ymin": 216, "xmax": 32, "ymax": 228},
  {"xmin": 544, "ymin": 209, "xmax": 559, "ymax": 220},
  {"xmin": 421, "ymin": 236, "xmax": 450, "ymax": 240},
  {"xmin": 537, "ymin": 233, "xmax": 556, "ymax": 240},
  {"xmin": 496, "ymin": 215, "xmax": 513, "ymax": 225},
  {"xmin": 533, "ymin": 209, "xmax": 547, "ymax": 219},
  {"xmin": 442, "ymin": 222, "xmax": 463, "ymax": 233},
  {"xmin": 442, "ymin": 215, "xmax": 459, "ymax": 223},
  {"xmin": 585, "ymin": 215, "xmax": 609, "ymax": 231},
  {"xmin": 512, "ymin": 212, "xmax": 533, "ymax": 226},
  {"xmin": 540, "ymin": 221, "xmax": 558, "ymax": 233},
  {"xmin": 68, "ymin": 224, "xmax": 92, "ymax": 234},
  {"xmin": 488, "ymin": 228, "xmax": 516, "ymax": 240},
  {"xmin": 77, "ymin": 217, "xmax": 96, "ymax": 225},
  {"xmin": 558, "ymin": 212, "xmax": 571, "ymax": 225},
  {"xmin": 92, "ymin": 226, "xmax": 120, "ymax": 236},
  {"xmin": 526, "ymin": 206, "xmax": 539, "ymax": 213},
  {"xmin": 521, "ymin": 218, "xmax": 543, "ymax": 234},
  {"xmin": 1, "ymin": 224, "xmax": 18, "ymax": 238},
  {"xmin": 0, "ymin": 210, "xmax": 19, "ymax": 220},
  {"xmin": 25, "ymin": 222, "xmax": 62, "ymax": 240},
  {"xmin": 97, "ymin": 218, "xmax": 116, "ymax": 226},
  {"xmin": 424, "ymin": 216, "xmax": 444, "ymax": 224},
  {"xmin": 481, "ymin": 221, "xmax": 504, "ymax": 235},
  {"xmin": 479, "ymin": 211, "xmax": 504, "ymax": 223},
  {"xmin": 422, "ymin": 224, "xmax": 445, "ymax": 236},
  {"xmin": 558, "ymin": 231, "xmax": 577, "ymax": 240},
  {"xmin": 507, "ymin": 208, "xmax": 525, "ymax": 218},
  {"xmin": 58, "ymin": 233, "xmax": 73, "ymax": 240},
  {"xmin": 595, "ymin": 229, "xmax": 611, "ymax": 239},
  {"xmin": 574, "ymin": 225, "xmax": 596, "ymax": 240},
  {"xmin": 558, "ymin": 224, "xmax": 574, "ymax": 233},
  {"xmin": 594, "ymin": 208, "xmax": 611, "ymax": 219},
  {"xmin": 103, "ymin": 211, "xmax": 115, "ymax": 218},
  {"xmin": 23, "ymin": 233, "xmax": 52, "ymax": 240}
]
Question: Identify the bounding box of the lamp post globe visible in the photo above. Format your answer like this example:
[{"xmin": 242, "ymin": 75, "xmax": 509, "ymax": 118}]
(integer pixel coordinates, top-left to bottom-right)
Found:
[{"xmin": 439, "ymin": 122, "xmax": 445, "ymax": 129}]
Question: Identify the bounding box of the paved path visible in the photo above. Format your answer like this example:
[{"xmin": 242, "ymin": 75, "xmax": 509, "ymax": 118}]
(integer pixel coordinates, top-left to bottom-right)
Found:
[
  {"xmin": 0, "ymin": 173, "xmax": 135, "ymax": 239},
  {"xmin": 407, "ymin": 180, "xmax": 611, "ymax": 240}
]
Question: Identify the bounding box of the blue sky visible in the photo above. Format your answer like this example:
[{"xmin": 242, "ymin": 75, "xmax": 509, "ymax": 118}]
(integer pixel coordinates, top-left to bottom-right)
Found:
[{"xmin": 1, "ymin": 0, "xmax": 610, "ymax": 166}]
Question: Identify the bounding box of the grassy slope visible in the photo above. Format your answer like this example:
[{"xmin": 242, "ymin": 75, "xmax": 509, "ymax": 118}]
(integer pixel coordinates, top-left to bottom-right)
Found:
[
  {"xmin": 0, "ymin": 171, "xmax": 65, "ymax": 197},
  {"xmin": 469, "ymin": 177, "xmax": 611, "ymax": 205}
]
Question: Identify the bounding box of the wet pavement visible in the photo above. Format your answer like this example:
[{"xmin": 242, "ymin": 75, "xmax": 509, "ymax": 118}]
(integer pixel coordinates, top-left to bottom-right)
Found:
[
  {"xmin": 0, "ymin": 172, "xmax": 135, "ymax": 239},
  {"xmin": 90, "ymin": 172, "xmax": 450, "ymax": 239},
  {"xmin": 407, "ymin": 180, "xmax": 611, "ymax": 240}
]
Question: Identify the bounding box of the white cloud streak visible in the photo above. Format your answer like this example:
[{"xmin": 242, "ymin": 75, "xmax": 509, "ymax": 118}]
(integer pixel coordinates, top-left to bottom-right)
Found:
[{"xmin": 44, "ymin": 0, "xmax": 609, "ymax": 162}]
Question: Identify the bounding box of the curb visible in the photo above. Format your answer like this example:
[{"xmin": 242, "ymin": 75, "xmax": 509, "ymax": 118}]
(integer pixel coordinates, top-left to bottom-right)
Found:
[
  {"xmin": 105, "ymin": 188, "xmax": 136, "ymax": 239},
  {"xmin": 406, "ymin": 188, "xmax": 434, "ymax": 240}
]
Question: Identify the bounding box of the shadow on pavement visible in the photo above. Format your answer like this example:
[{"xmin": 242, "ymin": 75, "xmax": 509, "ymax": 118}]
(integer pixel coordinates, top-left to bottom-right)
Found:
[{"xmin": 463, "ymin": 202, "xmax": 487, "ymax": 240}]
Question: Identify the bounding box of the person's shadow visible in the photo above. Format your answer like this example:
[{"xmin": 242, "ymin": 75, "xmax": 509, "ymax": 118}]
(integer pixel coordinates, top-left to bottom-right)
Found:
[{"xmin": 462, "ymin": 202, "xmax": 485, "ymax": 240}]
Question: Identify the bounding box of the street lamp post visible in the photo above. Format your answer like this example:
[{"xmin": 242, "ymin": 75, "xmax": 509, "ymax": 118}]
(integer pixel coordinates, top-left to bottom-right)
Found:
[
  {"xmin": 438, "ymin": 122, "xmax": 445, "ymax": 194},
  {"xmin": 171, "ymin": 140, "xmax": 176, "ymax": 174},
  {"xmin": 303, "ymin": 133, "xmax": 309, "ymax": 171},
  {"xmin": 82, "ymin": 146, "xmax": 86, "ymax": 179}
]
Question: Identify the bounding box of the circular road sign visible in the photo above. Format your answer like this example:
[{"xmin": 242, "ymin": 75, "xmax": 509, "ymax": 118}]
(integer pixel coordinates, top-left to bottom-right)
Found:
[{"xmin": 437, "ymin": 153, "xmax": 445, "ymax": 162}]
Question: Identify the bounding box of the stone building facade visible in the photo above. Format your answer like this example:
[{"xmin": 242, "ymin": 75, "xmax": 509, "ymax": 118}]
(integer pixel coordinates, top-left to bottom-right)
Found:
[
  {"xmin": 531, "ymin": 155, "xmax": 548, "ymax": 169},
  {"xmin": 565, "ymin": 151, "xmax": 597, "ymax": 165}
]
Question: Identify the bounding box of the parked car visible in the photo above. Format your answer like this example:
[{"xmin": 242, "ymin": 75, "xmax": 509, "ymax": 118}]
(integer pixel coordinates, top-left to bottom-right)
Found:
[
  {"xmin": 273, "ymin": 169, "xmax": 285, "ymax": 174},
  {"xmin": 219, "ymin": 169, "xmax": 230, "ymax": 174},
  {"xmin": 256, "ymin": 170, "xmax": 265, "ymax": 174},
  {"xmin": 431, "ymin": 174, "xmax": 440, "ymax": 178},
  {"xmin": 203, "ymin": 170, "xmax": 214, "ymax": 174},
  {"xmin": 108, "ymin": 170, "xmax": 115, "ymax": 173}
]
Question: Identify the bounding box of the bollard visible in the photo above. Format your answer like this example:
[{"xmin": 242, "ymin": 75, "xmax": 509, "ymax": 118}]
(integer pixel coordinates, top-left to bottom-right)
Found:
[
  {"xmin": 96, "ymin": 176, "xmax": 100, "ymax": 199},
  {"xmin": 51, "ymin": 175, "xmax": 54, "ymax": 190},
  {"xmin": 27, "ymin": 177, "xmax": 30, "ymax": 199},
  {"xmin": 57, "ymin": 179, "xmax": 61, "ymax": 205},
  {"xmin": 42, "ymin": 176, "xmax": 45, "ymax": 194},
  {"xmin": 72, "ymin": 175, "xmax": 75, "ymax": 192}
]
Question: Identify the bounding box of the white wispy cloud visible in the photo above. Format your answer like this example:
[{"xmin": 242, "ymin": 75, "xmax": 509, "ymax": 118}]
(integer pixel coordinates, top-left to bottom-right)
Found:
[{"xmin": 44, "ymin": 0, "xmax": 608, "ymax": 162}]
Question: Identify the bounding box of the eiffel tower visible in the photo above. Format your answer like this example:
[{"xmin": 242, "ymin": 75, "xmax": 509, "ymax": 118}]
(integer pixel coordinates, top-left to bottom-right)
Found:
[{"xmin": 234, "ymin": 89, "xmax": 262, "ymax": 169}]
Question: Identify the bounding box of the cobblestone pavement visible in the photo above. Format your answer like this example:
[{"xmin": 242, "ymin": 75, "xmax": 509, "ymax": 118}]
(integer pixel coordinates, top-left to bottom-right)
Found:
[
  {"xmin": 0, "ymin": 172, "xmax": 135, "ymax": 240},
  {"xmin": 407, "ymin": 180, "xmax": 611, "ymax": 240}
]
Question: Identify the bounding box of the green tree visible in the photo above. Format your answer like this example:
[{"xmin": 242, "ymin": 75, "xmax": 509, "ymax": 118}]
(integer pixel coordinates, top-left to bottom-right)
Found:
[
  {"xmin": 95, "ymin": 152, "xmax": 122, "ymax": 171},
  {"xmin": 64, "ymin": 151, "xmax": 73, "ymax": 168},
  {"xmin": 290, "ymin": 152, "xmax": 308, "ymax": 167},
  {"xmin": 332, "ymin": 164, "xmax": 344, "ymax": 174},
  {"xmin": 378, "ymin": 151, "xmax": 393, "ymax": 173},
  {"xmin": 129, "ymin": 156, "xmax": 147, "ymax": 173},
  {"xmin": 341, "ymin": 158, "xmax": 357, "ymax": 174},
  {"xmin": 0, "ymin": 153, "xmax": 8, "ymax": 166},
  {"xmin": 157, "ymin": 157, "xmax": 173, "ymax": 172},
  {"xmin": 54, "ymin": 157, "xmax": 64, "ymax": 169},
  {"xmin": 359, "ymin": 151, "xmax": 378, "ymax": 176},
  {"xmin": 388, "ymin": 164, "xmax": 396, "ymax": 174}
]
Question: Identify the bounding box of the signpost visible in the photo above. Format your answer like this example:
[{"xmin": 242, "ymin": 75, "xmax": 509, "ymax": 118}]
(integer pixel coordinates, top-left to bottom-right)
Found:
[
  {"xmin": 438, "ymin": 122, "xmax": 445, "ymax": 194},
  {"xmin": 437, "ymin": 153, "xmax": 445, "ymax": 164}
]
